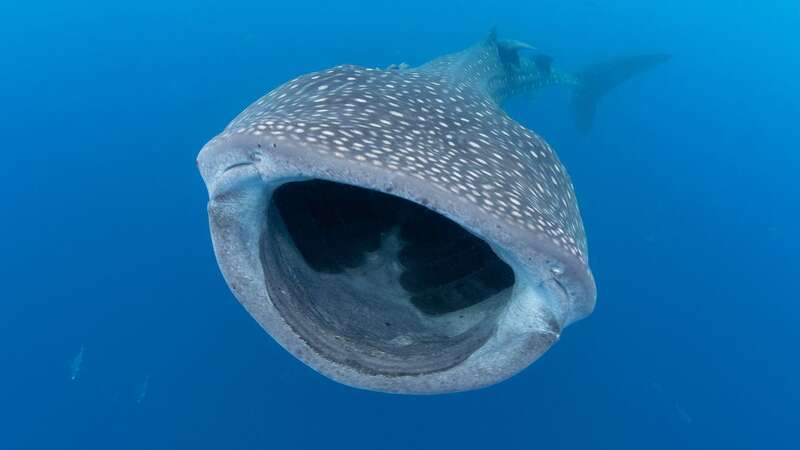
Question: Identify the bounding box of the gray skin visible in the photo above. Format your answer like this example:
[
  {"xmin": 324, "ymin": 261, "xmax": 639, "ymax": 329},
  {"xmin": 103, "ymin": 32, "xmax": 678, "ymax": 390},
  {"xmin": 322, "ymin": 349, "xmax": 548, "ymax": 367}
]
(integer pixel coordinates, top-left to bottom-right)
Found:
[{"xmin": 196, "ymin": 31, "xmax": 666, "ymax": 394}]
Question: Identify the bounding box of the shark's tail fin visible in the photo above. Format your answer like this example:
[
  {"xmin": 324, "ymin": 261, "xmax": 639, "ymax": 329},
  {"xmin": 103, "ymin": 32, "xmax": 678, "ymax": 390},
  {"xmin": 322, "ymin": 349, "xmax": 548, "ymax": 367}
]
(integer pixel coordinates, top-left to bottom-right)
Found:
[{"xmin": 571, "ymin": 54, "xmax": 670, "ymax": 132}]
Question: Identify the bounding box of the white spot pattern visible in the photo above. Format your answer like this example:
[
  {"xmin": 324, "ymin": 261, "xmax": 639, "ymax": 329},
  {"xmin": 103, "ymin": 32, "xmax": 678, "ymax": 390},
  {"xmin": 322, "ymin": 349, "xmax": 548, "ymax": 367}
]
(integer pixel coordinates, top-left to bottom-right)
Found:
[{"xmin": 212, "ymin": 45, "xmax": 588, "ymax": 262}]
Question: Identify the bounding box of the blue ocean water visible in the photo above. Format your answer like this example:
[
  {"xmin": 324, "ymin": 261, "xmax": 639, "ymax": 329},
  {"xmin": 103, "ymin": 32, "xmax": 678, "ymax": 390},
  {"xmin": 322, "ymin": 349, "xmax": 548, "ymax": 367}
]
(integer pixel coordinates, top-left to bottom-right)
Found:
[{"xmin": 2, "ymin": 1, "xmax": 798, "ymax": 449}]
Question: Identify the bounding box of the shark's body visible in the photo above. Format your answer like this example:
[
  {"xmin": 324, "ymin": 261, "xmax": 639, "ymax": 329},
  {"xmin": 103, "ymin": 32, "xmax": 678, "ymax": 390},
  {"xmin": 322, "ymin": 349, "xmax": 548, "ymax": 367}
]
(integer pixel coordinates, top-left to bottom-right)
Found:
[
  {"xmin": 419, "ymin": 31, "xmax": 669, "ymax": 130},
  {"xmin": 197, "ymin": 32, "xmax": 666, "ymax": 394}
]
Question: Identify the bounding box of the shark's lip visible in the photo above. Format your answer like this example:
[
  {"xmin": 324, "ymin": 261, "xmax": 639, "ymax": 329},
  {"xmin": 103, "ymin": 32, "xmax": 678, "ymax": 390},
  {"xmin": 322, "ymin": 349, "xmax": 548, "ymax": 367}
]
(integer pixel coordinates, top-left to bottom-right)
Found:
[
  {"xmin": 197, "ymin": 136, "xmax": 265, "ymax": 199},
  {"xmin": 197, "ymin": 132, "xmax": 596, "ymax": 394}
]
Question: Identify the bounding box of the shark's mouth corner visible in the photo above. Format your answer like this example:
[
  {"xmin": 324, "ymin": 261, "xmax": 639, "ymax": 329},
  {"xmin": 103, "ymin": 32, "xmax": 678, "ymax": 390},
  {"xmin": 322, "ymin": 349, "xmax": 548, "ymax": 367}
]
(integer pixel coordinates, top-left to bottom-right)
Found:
[{"xmin": 260, "ymin": 179, "xmax": 518, "ymax": 377}]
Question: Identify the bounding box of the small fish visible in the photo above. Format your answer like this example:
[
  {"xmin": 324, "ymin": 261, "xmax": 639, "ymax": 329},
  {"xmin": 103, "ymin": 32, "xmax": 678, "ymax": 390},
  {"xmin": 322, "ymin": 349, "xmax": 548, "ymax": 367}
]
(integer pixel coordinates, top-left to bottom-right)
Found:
[
  {"xmin": 675, "ymin": 402, "xmax": 692, "ymax": 424},
  {"xmin": 69, "ymin": 346, "xmax": 84, "ymax": 381},
  {"xmin": 136, "ymin": 375, "xmax": 150, "ymax": 404},
  {"xmin": 651, "ymin": 380, "xmax": 692, "ymax": 424}
]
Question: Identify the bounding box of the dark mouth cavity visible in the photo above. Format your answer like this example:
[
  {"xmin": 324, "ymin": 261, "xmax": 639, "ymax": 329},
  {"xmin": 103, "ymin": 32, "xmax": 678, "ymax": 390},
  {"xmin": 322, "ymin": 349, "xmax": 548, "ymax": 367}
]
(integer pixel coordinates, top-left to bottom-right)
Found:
[{"xmin": 260, "ymin": 179, "xmax": 515, "ymax": 375}]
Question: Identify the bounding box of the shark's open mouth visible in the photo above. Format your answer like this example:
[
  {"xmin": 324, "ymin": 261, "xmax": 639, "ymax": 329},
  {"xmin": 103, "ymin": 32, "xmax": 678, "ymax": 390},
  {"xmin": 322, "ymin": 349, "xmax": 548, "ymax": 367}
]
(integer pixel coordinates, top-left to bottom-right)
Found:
[
  {"xmin": 261, "ymin": 179, "xmax": 516, "ymax": 376},
  {"xmin": 201, "ymin": 150, "xmax": 581, "ymax": 393}
]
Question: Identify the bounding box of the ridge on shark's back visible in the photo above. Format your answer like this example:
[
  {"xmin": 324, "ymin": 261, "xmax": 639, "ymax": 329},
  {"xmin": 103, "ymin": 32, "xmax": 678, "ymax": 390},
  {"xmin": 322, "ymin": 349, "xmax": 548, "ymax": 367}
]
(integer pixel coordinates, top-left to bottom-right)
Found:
[
  {"xmin": 417, "ymin": 28, "xmax": 670, "ymax": 131},
  {"xmin": 197, "ymin": 30, "xmax": 667, "ymax": 394}
]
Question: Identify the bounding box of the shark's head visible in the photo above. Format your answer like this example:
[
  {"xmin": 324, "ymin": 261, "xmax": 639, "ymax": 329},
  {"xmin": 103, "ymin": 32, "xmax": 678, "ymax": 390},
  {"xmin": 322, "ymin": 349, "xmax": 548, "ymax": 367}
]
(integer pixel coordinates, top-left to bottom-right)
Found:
[{"xmin": 197, "ymin": 64, "xmax": 596, "ymax": 394}]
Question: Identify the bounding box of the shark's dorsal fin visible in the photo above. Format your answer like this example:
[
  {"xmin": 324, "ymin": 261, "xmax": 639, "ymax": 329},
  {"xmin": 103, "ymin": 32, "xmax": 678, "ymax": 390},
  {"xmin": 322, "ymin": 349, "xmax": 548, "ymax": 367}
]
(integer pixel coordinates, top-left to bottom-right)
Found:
[
  {"xmin": 500, "ymin": 39, "xmax": 536, "ymax": 52},
  {"xmin": 497, "ymin": 39, "xmax": 536, "ymax": 68}
]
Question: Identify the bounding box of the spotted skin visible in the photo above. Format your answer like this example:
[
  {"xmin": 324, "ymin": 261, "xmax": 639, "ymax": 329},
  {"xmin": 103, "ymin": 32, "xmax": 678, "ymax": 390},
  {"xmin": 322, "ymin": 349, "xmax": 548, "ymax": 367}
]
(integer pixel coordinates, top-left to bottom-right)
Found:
[
  {"xmin": 211, "ymin": 37, "xmax": 588, "ymax": 263},
  {"xmin": 419, "ymin": 38, "xmax": 577, "ymax": 100}
]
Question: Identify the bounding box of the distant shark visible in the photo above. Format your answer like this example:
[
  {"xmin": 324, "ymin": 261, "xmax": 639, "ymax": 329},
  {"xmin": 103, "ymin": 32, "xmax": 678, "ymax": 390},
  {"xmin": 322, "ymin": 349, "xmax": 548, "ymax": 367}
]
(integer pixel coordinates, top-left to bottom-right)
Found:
[
  {"xmin": 418, "ymin": 29, "xmax": 670, "ymax": 131},
  {"xmin": 197, "ymin": 30, "xmax": 667, "ymax": 394}
]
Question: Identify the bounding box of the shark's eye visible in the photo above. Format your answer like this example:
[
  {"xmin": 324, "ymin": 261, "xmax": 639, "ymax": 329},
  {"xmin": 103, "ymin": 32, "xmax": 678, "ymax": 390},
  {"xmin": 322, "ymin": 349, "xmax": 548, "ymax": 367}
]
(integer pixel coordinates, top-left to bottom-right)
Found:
[{"xmin": 262, "ymin": 179, "xmax": 515, "ymax": 376}]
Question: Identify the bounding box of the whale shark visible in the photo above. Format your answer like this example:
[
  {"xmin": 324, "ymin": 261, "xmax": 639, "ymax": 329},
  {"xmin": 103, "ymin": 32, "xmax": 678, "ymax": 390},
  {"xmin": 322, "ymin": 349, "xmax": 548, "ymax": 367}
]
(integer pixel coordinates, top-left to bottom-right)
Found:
[{"xmin": 197, "ymin": 30, "xmax": 667, "ymax": 394}]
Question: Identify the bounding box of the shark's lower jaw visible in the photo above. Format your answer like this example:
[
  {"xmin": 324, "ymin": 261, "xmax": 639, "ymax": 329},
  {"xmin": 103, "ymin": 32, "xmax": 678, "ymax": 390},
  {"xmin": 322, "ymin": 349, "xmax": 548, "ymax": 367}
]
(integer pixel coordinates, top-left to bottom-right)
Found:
[{"xmin": 201, "ymin": 144, "xmax": 573, "ymax": 394}]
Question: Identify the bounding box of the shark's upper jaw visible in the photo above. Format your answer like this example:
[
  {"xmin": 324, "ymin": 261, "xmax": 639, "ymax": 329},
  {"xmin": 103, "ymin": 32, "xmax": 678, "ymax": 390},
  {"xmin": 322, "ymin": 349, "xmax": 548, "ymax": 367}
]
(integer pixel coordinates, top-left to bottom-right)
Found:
[{"xmin": 197, "ymin": 63, "xmax": 595, "ymax": 394}]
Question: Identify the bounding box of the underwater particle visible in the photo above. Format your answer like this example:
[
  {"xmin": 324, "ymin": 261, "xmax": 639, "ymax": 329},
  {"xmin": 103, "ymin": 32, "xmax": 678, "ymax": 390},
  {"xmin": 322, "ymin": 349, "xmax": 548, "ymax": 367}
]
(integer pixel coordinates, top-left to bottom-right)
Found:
[
  {"xmin": 651, "ymin": 381, "xmax": 692, "ymax": 425},
  {"xmin": 197, "ymin": 29, "xmax": 667, "ymax": 394},
  {"xmin": 69, "ymin": 345, "xmax": 84, "ymax": 381},
  {"xmin": 675, "ymin": 402, "xmax": 692, "ymax": 424}
]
